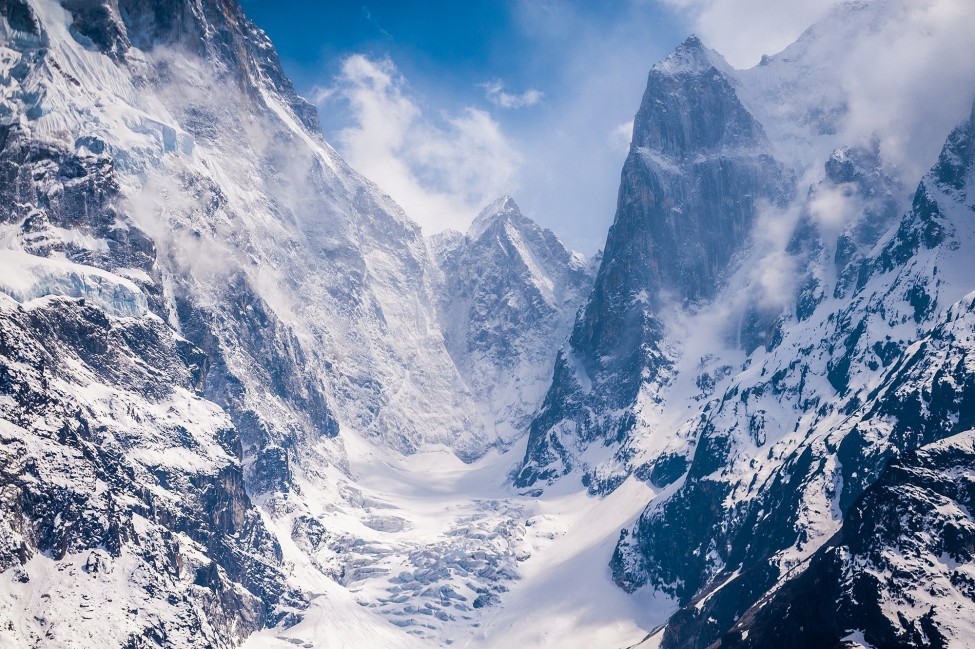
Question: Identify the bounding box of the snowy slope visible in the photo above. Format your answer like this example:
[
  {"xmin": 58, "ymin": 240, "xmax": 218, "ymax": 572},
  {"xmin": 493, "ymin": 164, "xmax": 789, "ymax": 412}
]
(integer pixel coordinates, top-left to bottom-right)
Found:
[
  {"xmin": 431, "ymin": 196, "xmax": 594, "ymax": 448},
  {"xmin": 0, "ymin": 290, "xmax": 298, "ymax": 647},
  {"xmin": 0, "ymin": 1, "xmax": 627, "ymax": 646},
  {"xmin": 242, "ymin": 436, "xmax": 672, "ymax": 649},
  {"xmin": 0, "ymin": 0, "xmax": 541, "ymax": 644},
  {"xmin": 512, "ymin": 2, "xmax": 975, "ymax": 648},
  {"xmin": 716, "ymin": 290, "xmax": 975, "ymax": 648},
  {"xmin": 1, "ymin": 0, "xmax": 496, "ymax": 473}
]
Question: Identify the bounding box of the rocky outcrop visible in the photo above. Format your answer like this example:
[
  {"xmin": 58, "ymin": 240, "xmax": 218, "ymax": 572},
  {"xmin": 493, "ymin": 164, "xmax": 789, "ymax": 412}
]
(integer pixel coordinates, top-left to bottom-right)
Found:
[
  {"xmin": 431, "ymin": 196, "xmax": 593, "ymax": 447},
  {"xmin": 611, "ymin": 69, "xmax": 975, "ymax": 649},
  {"xmin": 0, "ymin": 293, "xmax": 300, "ymax": 648},
  {"xmin": 714, "ymin": 291, "xmax": 975, "ymax": 648},
  {"xmin": 516, "ymin": 36, "xmax": 792, "ymax": 491}
]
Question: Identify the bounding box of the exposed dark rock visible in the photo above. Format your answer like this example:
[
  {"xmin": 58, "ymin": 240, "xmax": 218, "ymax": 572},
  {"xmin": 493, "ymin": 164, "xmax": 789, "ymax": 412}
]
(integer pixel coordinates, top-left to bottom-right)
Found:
[{"xmin": 517, "ymin": 36, "xmax": 792, "ymax": 490}]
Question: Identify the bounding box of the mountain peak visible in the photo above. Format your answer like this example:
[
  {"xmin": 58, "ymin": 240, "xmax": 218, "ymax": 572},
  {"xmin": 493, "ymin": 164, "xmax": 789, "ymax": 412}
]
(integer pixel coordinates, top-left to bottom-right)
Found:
[
  {"xmin": 467, "ymin": 194, "xmax": 527, "ymax": 240},
  {"xmin": 654, "ymin": 34, "xmax": 731, "ymax": 76},
  {"xmin": 479, "ymin": 194, "xmax": 520, "ymax": 218}
]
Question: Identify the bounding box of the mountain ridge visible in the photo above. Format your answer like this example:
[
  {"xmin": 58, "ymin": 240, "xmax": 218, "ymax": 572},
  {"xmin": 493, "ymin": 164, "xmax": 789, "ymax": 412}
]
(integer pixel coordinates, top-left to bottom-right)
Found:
[{"xmin": 431, "ymin": 194, "xmax": 594, "ymax": 449}]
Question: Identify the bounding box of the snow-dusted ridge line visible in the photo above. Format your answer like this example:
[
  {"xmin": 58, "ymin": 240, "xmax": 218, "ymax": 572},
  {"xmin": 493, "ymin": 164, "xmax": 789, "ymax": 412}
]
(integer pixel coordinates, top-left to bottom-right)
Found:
[{"xmin": 430, "ymin": 194, "xmax": 595, "ymax": 451}]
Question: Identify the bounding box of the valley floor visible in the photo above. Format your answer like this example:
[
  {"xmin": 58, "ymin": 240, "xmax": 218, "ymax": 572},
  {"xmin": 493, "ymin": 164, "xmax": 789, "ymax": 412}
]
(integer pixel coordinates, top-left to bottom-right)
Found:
[{"xmin": 244, "ymin": 437, "xmax": 674, "ymax": 649}]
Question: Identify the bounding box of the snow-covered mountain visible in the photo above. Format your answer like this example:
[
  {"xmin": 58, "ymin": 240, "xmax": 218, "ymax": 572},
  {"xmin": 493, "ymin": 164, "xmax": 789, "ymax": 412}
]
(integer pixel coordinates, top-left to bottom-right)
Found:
[
  {"xmin": 611, "ymin": 97, "xmax": 975, "ymax": 648},
  {"xmin": 0, "ymin": 0, "xmax": 588, "ymax": 645},
  {"xmin": 515, "ymin": 34, "xmax": 793, "ymax": 492},
  {"xmin": 0, "ymin": 1, "xmax": 612, "ymax": 646},
  {"xmin": 723, "ymin": 286, "xmax": 975, "ymax": 648},
  {"xmin": 2, "ymin": 0, "xmax": 975, "ymax": 647},
  {"xmin": 513, "ymin": 1, "xmax": 975, "ymax": 647},
  {"xmin": 431, "ymin": 195, "xmax": 594, "ymax": 448}
]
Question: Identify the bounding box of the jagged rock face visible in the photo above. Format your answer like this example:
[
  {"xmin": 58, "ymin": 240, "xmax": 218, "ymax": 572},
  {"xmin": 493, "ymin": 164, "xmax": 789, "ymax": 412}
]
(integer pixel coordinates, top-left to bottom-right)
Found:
[
  {"xmin": 610, "ymin": 74, "xmax": 975, "ymax": 649},
  {"xmin": 0, "ymin": 0, "xmax": 343, "ymax": 494},
  {"xmin": 714, "ymin": 292, "xmax": 975, "ymax": 649},
  {"xmin": 0, "ymin": 5, "xmax": 299, "ymax": 641},
  {"xmin": 3, "ymin": 0, "xmax": 495, "ymax": 475},
  {"xmin": 728, "ymin": 432, "xmax": 975, "ymax": 649},
  {"xmin": 622, "ymin": 36, "xmax": 788, "ymax": 305},
  {"xmin": 57, "ymin": 0, "xmax": 322, "ymax": 133},
  {"xmin": 0, "ymin": 293, "xmax": 301, "ymax": 647},
  {"xmin": 0, "ymin": 0, "xmax": 506, "ymax": 644},
  {"xmin": 515, "ymin": 37, "xmax": 792, "ymax": 490},
  {"xmin": 431, "ymin": 196, "xmax": 594, "ymax": 446}
]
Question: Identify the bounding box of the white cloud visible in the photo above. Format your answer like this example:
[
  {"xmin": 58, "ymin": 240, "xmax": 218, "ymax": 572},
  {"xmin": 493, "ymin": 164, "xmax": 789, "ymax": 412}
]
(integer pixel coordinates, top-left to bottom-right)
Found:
[
  {"xmin": 749, "ymin": 201, "xmax": 802, "ymax": 308},
  {"xmin": 609, "ymin": 120, "xmax": 634, "ymax": 154},
  {"xmin": 836, "ymin": 0, "xmax": 975, "ymax": 183},
  {"xmin": 662, "ymin": 0, "xmax": 840, "ymax": 67},
  {"xmin": 481, "ymin": 80, "xmax": 544, "ymax": 109},
  {"xmin": 316, "ymin": 55, "xmax": 522, "ymax": 233},
  {"xmin": 667, "ymin": 0, "xmax": 975, "ymax": 181},
  {"xmin": 808, "ymin": 182, "xmax": 861, "ymax": 234}
]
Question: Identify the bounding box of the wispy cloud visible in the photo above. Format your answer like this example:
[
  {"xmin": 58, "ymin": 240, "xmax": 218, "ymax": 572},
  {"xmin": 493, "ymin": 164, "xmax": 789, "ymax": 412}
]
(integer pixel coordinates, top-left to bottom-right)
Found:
[
  {"xmin": 608, "ymin": 120, "xmax": 633, "ymax": 154},
  {"xmin": 480, "ymin": 80, "xmax": 544, "ymax": 109},
  {"xmin": 668, "ymin": 0, "xmax": 975, "ymax": 178},
  {"xmin": 315, "ymin": 55, "xmax": 522, "ymax": 233},
  {"xmin": 836, "ymin": 0, "xmax": 975, "ymax": 182},
  {"xmin": 661, "ymin": 0, "xmax": 839, "ymax": 67}
]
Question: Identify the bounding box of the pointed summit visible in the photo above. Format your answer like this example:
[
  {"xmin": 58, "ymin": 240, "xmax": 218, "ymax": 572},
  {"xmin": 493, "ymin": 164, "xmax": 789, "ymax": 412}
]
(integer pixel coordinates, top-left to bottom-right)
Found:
[
  {"xmin": 475, "ymin": 194, "xmax": 519, "ymax": 219},
  {"xmin": 467, "ymin": 194, "xmax": 529, "ymax": 240},
  {"xmin": 654, "ymin": 33, "xmax": 732, "ymax": 76},
  {"xmin": 431, "ymin": 194, "xmax": 594, "ymax": 449}
]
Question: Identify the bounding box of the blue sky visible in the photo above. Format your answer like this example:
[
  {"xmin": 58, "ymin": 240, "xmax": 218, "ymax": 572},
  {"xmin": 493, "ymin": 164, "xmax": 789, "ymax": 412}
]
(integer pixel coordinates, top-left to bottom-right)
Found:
[{"xmin": 238, "ymin": 0, "xmax": 837, "ymax": 252}]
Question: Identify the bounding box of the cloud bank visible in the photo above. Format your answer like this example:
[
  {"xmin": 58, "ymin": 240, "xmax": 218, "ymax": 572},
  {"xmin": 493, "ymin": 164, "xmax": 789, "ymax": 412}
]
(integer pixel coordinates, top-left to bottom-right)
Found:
[
  {"xmin": 662, "ymin": 0, "xmax": 840, "ymax": 67},
  {"xmin": 835, "ymin": 0, "xmax": 975, "ymax": 182},
  {"xmin": 316, "ymin": 55, "xmax": 523, "ymax": 233},
  {"xmin": 669, "ymin": 0, "xmax": 975, "ymax": 181}
]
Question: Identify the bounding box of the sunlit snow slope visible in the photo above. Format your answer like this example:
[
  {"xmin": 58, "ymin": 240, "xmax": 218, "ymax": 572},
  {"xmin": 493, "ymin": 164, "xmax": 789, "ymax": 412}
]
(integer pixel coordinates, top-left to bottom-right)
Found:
[{"xmin": 0, "ymin": 0, "xmax": 613, "ymax": 647}]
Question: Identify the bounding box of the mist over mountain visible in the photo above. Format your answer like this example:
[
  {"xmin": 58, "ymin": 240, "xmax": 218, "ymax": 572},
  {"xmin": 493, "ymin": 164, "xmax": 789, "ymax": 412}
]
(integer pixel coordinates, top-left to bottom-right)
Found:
[{"xmin": 0, "ymin": 1, "xmax": 973, "ymax": 648}]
